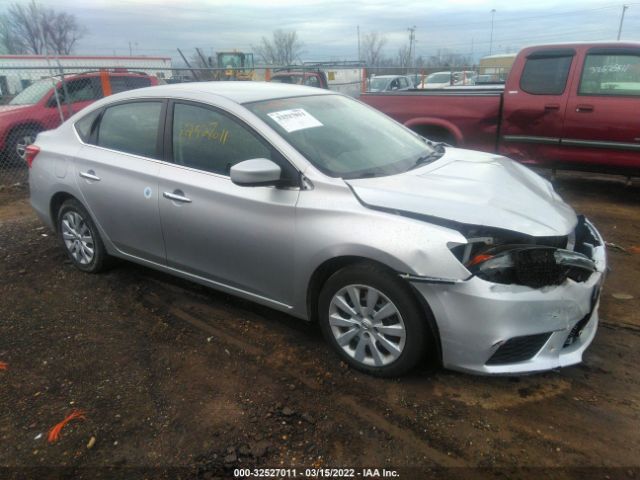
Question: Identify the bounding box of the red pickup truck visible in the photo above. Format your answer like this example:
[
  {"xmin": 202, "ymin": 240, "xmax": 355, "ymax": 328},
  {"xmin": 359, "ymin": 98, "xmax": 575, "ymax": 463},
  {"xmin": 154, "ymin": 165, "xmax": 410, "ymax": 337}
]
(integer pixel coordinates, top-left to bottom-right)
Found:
[{"xmin": 361, "ymin": 42, "xmax": 640, "ymax": 175}]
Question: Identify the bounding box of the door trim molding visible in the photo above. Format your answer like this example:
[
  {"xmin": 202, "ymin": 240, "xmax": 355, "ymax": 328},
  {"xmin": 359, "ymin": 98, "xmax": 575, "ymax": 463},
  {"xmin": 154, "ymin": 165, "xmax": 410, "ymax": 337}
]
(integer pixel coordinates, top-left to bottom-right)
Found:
[
  {"xmin": 503, "ymin": 135, "xmax": 640, "ymax": 151},
  {"xmin": 561, "ymin": 138, "xmax": 640, "ymax": 151},
  {"xmin": 502, "ymin": 135, "xmax": 560, "ymax": 145}
]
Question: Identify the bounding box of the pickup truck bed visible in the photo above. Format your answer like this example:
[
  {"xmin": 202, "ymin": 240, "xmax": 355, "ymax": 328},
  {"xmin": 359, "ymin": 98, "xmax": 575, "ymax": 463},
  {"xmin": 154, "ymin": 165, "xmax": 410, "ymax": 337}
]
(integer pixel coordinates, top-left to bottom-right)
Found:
[
  {"xmin": 362, "ymin": 89, "xmax": 503, "ymax": 154},
  {"xmin": 361, "ymin": 42, "xmax": 640, "ymax": 176}
]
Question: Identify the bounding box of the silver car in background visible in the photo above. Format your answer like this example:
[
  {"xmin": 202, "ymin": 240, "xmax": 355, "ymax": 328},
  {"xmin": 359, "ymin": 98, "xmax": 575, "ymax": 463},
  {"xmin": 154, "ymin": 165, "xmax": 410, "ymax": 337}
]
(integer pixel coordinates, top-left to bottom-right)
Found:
[{"xmin": 28, "ymin": 82, "xmax": 606, "ymax": 376}]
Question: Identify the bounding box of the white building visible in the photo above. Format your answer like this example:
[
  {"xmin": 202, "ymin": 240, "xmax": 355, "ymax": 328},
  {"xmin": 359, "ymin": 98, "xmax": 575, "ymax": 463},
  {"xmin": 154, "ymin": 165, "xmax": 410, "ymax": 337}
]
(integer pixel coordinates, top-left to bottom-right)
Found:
[{"xmin": 0, "ymin": 55, "xmax": 172, "ymax": 95}]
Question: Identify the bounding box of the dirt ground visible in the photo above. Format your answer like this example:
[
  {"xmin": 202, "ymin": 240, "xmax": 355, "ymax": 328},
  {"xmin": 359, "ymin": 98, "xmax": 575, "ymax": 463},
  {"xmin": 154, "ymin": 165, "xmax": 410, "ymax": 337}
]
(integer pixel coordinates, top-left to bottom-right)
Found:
[{"xmin": 0, "ymin": 173, "xmax": 639, "ymax": 479}]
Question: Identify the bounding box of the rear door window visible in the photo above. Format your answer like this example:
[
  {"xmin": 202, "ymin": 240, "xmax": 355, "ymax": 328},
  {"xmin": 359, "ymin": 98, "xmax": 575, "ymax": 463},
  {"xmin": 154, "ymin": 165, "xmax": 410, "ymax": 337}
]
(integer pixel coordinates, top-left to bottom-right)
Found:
[
  {"xmin": 520, "ymin": 52, "xmax": 574, "ymax": 95},
  {"xmin": 579, "ymin": 53, "xmax": 640, "ymax": 96},
  {"xmin": 96, "ymin": 101, "xmax": 163, "ymax": 158}
]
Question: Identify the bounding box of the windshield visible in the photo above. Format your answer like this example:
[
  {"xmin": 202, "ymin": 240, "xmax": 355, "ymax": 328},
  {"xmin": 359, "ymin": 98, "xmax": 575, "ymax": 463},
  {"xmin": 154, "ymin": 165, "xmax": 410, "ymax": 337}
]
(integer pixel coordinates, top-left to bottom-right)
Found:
[
  {"xmin": 246, "ymin": 94, "xmax": 435, "ymax": 179},
  {"xmin": 427, "ymin": 73, "xmax": 450, "ymax": 84},
  {"xmin": 9, "ymin": 79, "xmax": 53, "ymax": 105},
  {"xmin": 368, "ymin": 77, "xmax": 389, "ymax": 90},
  {"xmin": 219, "ymin": 54, "xmax": 242, "ymax": 68}
]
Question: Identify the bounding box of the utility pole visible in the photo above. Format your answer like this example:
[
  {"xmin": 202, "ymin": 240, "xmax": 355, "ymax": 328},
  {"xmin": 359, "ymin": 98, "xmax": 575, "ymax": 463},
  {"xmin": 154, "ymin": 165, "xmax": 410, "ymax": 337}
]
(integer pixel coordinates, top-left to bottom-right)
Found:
[
  {"xmin": 408, "ymin": 25, "xmax": 416, "ymax": 70},
  {"xmin": 357, "ymin": 25, "xmax": 361, "ymax": 62},
  {"xmin": 489, "ymin": 9, "xmax": 496, "ymax": 55},
  {"xmin": 618, "ymin": 5, "xmax": 629, "ymax": 40}
]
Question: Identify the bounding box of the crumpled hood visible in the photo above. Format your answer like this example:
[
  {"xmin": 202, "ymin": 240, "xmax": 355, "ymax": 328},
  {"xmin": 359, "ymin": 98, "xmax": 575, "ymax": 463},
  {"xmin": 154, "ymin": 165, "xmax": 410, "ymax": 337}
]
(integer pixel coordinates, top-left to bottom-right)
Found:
[{"xmin": 346, "ymin": 148, "xmax": 577, "ymax": 237}]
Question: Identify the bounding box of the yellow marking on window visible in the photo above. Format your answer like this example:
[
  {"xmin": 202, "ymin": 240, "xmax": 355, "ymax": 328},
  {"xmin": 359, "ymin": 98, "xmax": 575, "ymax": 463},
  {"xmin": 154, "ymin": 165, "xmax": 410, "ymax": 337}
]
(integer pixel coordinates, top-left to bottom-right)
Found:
[{"xmin": 179, "ymin": 122, "xmax": 230, "ymax": 144}]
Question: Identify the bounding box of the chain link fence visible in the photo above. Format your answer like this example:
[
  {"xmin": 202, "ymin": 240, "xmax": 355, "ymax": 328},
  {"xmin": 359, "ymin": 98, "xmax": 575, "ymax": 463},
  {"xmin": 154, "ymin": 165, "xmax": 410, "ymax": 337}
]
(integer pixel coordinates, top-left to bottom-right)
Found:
[{"xmin": 0, "ymin": 62, "xmax": 510, "ymax": 189}]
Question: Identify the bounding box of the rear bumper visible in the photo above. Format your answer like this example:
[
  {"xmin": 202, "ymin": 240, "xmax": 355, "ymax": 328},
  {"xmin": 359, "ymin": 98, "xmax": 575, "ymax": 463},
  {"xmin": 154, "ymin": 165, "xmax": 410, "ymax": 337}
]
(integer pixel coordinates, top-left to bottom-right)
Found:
[{"xmin": 412, "ymin": 220, "xmax": 606, "ymax": 375}]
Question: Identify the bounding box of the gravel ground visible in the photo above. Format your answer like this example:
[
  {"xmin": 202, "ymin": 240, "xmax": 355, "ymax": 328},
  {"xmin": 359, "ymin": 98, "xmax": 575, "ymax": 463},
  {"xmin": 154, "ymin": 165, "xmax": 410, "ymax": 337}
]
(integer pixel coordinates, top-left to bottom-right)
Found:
[{"xmin": 0, "ymin": 173, "xmax": 639, "ymax": 479}]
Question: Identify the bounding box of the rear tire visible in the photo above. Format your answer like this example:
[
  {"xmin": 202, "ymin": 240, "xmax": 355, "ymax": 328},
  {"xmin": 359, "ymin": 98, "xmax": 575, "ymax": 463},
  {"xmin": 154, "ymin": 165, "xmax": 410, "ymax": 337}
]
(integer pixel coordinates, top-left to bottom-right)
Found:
[
  {"xmin": 318, "ymin": 263, "xmax": 434, "ymax": 377},
  {"xmin": 57, "ymin": 199, "xmax": 109, "ymax": 273}
]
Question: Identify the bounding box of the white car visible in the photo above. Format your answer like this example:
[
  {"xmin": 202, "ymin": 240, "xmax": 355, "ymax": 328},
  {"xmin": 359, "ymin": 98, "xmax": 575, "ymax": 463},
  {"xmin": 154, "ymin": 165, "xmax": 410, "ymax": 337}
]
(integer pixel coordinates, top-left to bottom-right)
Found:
[
  {"xmin": 367, "ymin": 75, "xmax": 414, "ymax": 92},
  {"xmin": 420, "ymin": 72, "xmax": 453, "ymax": 89}
]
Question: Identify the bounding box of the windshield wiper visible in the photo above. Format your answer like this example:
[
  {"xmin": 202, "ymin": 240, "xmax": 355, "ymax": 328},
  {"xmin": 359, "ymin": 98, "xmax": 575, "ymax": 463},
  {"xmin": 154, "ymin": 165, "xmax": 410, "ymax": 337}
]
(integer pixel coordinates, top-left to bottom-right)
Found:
[
  {"xmin": 412, "ymin": 150, "xmax": 445, "ymax": 169},
  {"xmin": 411, "ymin": 140, "xmax": 447, "ymax": 169},
  {"xmin": 426, "ymin": 140, "xmax": 448, "ymax": 152},
  {"xmin": 348, "ymin": 171, "xmax": 378, "ymax": 179}
]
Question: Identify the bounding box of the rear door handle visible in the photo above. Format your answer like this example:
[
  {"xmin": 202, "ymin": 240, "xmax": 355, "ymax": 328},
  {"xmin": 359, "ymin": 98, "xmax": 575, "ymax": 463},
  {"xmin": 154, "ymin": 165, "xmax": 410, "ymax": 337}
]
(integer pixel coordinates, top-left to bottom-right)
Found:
[
  {"xmin": 79, "ymin": 170, "xmax": 100, "ymax": 181},
  {"xmin": 163, "ymin": 191, "xmax": 192, "ymax": 203},
  {"xmin": 576, "ymin": 104, "xmax": 594, "ymax": 113},
  {"xmin": 544, "ymin": 103, "xmax": 560, "ymax": 110}
]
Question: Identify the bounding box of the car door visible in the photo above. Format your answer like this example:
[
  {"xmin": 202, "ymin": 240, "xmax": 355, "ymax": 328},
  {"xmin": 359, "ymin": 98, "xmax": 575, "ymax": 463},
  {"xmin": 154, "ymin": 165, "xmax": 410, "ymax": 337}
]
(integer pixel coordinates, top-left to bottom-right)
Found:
[
  {"xmin": 500, "ymin": 49, "xmax": 576, "ymax": 166},
  {"xmin": 74, "ymin": 100, "xmax": 167, "ymax": 263},
  {"xmin": 561, "ymin": 46, "xmax": 640, "ymax": 171},
  {"xmin": 158, "ymin": 100, "xmax": 299, "ymax": 305}
]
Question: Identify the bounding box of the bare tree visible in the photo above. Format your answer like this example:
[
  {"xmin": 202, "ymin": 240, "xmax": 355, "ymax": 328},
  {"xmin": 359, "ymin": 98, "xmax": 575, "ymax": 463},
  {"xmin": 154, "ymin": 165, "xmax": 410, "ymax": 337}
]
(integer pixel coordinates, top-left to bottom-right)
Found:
[
  {"xmin": 396, "ymin": 44, "xmax": 411, "ymax": 71},
  {"xmin": 255, "ymin": 30, "xmax": 304, "ymax": 65},
  {"xmin": 0, "ymin": 0, "xmax": 86, "ymax": 55},
  {"xmin": 0, "ymin": 16, "xmax": 21, "ymax": 54},
  {"xmin": 427, "ymin": 49, "xmax": 472, "ymax": 68},
  {"xmin": 43, "ymin": 11, "xmax": 84, "ymax": 55},
  {"xmin": 361, "ymin": 31, "xmax": 387, "ymax": 67}
]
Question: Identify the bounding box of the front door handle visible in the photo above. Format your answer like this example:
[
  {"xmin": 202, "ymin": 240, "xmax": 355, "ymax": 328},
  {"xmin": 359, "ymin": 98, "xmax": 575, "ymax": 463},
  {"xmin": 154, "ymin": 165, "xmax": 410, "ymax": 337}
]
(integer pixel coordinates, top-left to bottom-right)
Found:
[
  {"xmin": 544, "ymin": 103, "xmax": 560, "ymax": 110},
  {"xmin": 79, "ymin": 170, "xmax": 100, "ymax": 181},
  {"xmin": 163, "ymin": 191, "xmax": 192, "ymax": 203},
  {"xmin": 576, "ymin": 104, "xmax": 594, "ymax": 113}
]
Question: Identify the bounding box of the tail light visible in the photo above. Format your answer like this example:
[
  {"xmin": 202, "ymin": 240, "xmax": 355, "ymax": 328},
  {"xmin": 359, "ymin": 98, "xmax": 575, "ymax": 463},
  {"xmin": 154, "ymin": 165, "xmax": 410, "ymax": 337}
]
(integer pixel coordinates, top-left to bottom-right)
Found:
[{"xmin": 25, "ymin": 145, "xmax": 40, "ymax": 168}]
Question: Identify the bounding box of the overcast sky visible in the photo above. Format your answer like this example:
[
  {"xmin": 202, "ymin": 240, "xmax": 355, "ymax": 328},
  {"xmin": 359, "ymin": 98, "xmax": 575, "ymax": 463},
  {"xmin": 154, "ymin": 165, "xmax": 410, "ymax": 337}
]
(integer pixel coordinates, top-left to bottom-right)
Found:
[{"xmin": 7, "ymin": 0, "xmax": 640, "ymax": 63}]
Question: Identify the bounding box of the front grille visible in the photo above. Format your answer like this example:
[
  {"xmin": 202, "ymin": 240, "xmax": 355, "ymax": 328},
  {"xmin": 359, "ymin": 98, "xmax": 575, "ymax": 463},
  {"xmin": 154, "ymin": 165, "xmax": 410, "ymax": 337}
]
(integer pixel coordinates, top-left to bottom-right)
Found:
[
  {"xmin": 514, "ymin": 248, "xmax": 563, "ymax": 288},
  {"xmin": 486, "ymin": 332, "xmax": 552, "ymax": 365}
]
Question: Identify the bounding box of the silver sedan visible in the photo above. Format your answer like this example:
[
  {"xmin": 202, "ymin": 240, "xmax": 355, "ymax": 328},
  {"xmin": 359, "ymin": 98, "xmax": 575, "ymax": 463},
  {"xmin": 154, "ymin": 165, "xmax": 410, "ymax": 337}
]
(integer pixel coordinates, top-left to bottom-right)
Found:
[{"xmin": 28, "ymin": 82, "xmax": 606, "ymax": 376}]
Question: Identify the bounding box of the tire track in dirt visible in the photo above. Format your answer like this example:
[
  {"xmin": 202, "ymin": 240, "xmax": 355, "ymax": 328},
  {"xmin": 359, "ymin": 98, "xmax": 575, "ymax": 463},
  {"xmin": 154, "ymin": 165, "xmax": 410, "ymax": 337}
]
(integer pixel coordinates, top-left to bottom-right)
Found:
[
  {"xmin": 129, "ymin": 267, "xmax": 640, "ymax": 469},
  {"xmin": 137, "ymin": 275, "xmax": 465, "ymax": 468}
]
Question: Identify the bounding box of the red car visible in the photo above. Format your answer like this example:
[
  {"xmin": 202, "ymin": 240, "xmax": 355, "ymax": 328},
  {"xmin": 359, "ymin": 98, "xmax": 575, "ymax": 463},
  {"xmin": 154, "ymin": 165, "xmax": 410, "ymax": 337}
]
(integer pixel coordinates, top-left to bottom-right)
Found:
[
  {"xmin": 0, "ymin": 71, "xmax": 158, "ymax": 164},
  {"xmin": 362, "ymin": 42, "xmax": 640, "ymax": 176}
]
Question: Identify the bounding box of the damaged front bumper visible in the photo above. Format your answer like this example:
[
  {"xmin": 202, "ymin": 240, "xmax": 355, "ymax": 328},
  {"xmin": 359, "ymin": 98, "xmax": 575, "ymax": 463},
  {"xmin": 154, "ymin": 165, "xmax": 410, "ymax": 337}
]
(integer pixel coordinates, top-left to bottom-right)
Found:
[{"xmin": 410, "ymin": 218, "xmax": 606, "ymax": 375}]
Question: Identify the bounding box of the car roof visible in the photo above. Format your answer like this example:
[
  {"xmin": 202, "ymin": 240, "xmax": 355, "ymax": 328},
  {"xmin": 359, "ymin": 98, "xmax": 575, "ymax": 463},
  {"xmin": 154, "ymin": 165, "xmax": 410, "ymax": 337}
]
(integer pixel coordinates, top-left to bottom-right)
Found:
[
  {"xmin": 102, "ymin": 81, "xmax": 333, "ymax": 104},
  {"xmin": 372, "ymin": 75, "xmax": 407, "ymax": 79}
]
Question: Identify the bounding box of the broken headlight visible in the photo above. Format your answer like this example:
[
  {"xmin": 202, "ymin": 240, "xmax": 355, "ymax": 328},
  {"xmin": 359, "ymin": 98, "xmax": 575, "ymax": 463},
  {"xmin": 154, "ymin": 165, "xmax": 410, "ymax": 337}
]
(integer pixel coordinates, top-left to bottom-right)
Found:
[{"xmin": 466, "ymin": 246, "xmax": 596, "ymax": 288}]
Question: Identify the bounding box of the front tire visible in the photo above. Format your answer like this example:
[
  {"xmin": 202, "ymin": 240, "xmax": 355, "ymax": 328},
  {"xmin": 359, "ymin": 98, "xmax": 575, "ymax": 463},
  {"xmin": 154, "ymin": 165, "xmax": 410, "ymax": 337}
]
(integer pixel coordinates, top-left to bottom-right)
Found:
[
  {"xmin": 318, "ymin": 263, "xmax": 434, "ymax": 377},
  {"xmin": 57, "ymin": 199, "xmax": 109, "ymax": 273}
]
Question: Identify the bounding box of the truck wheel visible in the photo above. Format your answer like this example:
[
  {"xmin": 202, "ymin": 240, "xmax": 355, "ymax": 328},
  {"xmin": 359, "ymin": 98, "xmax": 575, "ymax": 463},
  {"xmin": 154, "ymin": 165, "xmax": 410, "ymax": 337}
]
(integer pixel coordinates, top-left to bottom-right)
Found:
[{"xmin": 318, "ymin": 263, "xmax": 434, "ymax": 377}]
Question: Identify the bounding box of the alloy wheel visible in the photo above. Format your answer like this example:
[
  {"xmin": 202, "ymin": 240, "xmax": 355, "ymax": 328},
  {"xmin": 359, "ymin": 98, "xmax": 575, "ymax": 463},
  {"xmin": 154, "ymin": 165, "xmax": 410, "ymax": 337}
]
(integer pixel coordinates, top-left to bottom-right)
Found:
[
  {"xmin": 328, "ymin": 284, "xmax": 406, "ymax": 367},
  {"xmin": 61, "ymin": 211, "xmax": 95, "ymax": 265}
]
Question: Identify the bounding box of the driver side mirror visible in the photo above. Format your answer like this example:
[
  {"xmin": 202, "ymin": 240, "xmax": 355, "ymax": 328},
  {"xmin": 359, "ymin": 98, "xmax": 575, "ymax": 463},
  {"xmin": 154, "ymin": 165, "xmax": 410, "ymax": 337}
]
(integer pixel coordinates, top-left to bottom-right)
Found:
[{"xmin": 231, "ymin": 158, "xmax": 282, "ymax": 187}]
